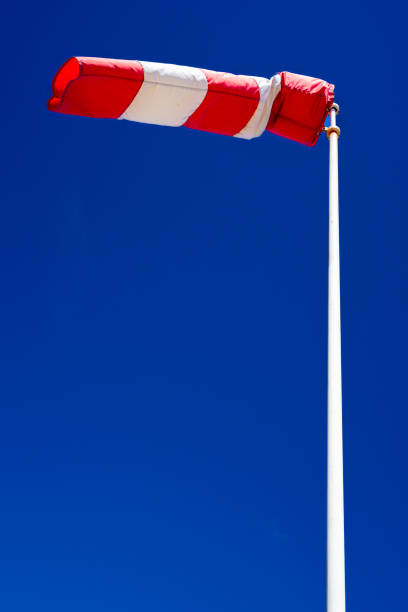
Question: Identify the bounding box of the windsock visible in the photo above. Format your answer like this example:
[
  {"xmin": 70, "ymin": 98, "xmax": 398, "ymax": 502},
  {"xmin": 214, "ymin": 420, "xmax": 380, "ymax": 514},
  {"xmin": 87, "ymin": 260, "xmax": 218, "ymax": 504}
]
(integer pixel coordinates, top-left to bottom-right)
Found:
[{"xmin": 48, "ymin": 57, "xmax": 334, "ymax": 146}]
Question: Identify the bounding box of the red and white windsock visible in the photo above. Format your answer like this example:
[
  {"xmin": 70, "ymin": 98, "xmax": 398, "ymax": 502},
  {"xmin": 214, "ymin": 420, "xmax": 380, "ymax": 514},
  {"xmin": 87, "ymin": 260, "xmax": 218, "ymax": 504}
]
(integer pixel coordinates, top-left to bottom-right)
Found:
[{"xmin": 48, "ymin": 57, "xmax": 334, "ymax": 146}]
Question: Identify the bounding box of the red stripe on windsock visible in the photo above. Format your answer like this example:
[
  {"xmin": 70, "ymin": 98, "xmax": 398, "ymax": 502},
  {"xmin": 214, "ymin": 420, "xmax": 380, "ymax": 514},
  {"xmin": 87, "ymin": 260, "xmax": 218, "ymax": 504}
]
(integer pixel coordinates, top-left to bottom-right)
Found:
[
  {"xmin": 184, "ymin": 69, "xmax": 260, "ymax": 136},
  {"xmin": 47, "ymin": 57, "xmax": 145, "ymax": 119},
  {"xmin": 267, "ymin": 71, "xmax": 334, "ymax": 146}
]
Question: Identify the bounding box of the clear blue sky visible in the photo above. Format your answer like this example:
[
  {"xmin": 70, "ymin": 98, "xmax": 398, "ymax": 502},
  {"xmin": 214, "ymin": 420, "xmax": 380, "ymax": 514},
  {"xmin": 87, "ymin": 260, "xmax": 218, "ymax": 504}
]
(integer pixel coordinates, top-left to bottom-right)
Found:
[{"xmin": 1, "ymin": 1, "xmax": 406, "ymax": 610}]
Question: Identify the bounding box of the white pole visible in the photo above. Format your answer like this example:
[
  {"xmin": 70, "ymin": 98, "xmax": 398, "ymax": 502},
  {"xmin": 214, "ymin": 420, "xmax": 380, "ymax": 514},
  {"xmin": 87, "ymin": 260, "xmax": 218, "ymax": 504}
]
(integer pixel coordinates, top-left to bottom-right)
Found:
[{"xmin": 326, "ymin": 104, "xmax": 345, "ymax": 612}]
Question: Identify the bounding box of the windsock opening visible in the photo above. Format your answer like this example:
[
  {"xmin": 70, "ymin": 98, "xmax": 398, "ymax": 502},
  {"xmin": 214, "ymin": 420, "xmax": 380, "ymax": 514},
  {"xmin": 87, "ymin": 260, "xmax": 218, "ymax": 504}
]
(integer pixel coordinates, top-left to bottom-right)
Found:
[
  {"xmin": 47, "ymin": 57, "xmax": 144, "ymax": 118},
  {"xmin": 47, "ymin": 57, "xmax": 81, "ymax": 111}
]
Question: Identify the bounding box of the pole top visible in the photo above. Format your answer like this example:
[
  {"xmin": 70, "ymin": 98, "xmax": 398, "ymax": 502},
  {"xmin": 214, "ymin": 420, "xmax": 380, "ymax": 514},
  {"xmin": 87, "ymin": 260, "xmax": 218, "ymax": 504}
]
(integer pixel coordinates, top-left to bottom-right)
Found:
[{"xmin": 330, "ymin": 103, "xmax": 340, "ymax": 114}]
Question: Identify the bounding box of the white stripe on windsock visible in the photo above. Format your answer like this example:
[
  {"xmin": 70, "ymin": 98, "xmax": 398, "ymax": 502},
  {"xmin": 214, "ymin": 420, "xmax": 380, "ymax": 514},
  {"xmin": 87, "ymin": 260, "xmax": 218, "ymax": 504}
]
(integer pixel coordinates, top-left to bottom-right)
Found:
[{"xmin": 120, "ymin": 61, "xmax": 208, "ymax": 127}]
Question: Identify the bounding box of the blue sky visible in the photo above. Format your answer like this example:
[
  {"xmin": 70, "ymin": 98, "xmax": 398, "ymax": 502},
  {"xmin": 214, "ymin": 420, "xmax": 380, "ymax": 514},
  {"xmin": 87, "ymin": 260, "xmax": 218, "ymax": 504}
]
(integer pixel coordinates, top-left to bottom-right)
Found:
[{"xmin": 1, "ymin": 1, "xmax": 406, "ymax": 610}]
